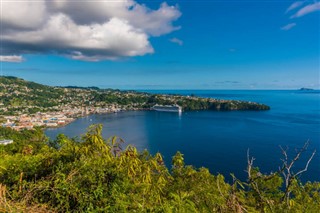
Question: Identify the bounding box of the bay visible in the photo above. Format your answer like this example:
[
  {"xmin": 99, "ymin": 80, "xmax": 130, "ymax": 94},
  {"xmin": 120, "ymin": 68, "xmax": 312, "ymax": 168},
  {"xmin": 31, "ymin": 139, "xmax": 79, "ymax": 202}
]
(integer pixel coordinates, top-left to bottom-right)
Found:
[{"xmin": 45, "ymin": 90, "xmax": 320, "ymax": 182}]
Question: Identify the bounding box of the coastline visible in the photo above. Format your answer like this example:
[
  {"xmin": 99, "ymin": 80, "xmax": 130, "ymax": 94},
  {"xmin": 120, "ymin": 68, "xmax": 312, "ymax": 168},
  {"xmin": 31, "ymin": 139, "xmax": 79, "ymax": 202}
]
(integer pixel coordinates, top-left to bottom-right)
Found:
[
  {"xmin": 1, "ymin": 99, "xmax": 270, "ymax": 131},
  {"xmin": 43, "ymin": 100, "xmax": 269, "ymax": 131},
  {"xmin": 1, "ymin": 77, "xmax": 270, "ymax": 131},
  {"xmin": 43, "ymin": 90, "xmax": 320, "ymax": 183}
]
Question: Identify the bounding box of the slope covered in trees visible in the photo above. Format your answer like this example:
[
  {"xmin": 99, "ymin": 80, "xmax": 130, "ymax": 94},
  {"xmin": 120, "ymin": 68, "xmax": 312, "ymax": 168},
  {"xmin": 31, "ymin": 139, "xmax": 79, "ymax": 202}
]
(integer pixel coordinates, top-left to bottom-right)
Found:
[
  {"xmin": 0, "ymin": 76, "xmax": 270, "ymax": 117},
  {"xmin": 0, "ymin": 126, "xmax": 318, "ymax": 212}
]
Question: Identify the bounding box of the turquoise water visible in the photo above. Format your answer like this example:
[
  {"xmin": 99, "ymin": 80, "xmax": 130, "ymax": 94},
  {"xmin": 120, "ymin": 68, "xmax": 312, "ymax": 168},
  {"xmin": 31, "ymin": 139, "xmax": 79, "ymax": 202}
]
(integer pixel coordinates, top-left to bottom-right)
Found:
[{"xmin": 45, "ymin": 90, "xmax": 320, "ymax": 182}]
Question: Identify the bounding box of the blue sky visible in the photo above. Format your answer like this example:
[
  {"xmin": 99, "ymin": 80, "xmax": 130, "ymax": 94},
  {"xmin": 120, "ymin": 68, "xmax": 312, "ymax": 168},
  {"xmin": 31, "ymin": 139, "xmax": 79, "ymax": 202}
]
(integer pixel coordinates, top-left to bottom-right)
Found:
[{"xmin": 1, "ymin": 0, "xmax": 319, "ymax": 89}]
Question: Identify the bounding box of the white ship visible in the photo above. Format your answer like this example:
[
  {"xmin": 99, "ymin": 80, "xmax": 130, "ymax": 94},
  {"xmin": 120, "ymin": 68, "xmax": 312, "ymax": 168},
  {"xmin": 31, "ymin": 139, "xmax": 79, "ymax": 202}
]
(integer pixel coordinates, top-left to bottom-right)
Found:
[{"xmin": 152, "ymin": 104, "xmax": 182, "ymax": 113}]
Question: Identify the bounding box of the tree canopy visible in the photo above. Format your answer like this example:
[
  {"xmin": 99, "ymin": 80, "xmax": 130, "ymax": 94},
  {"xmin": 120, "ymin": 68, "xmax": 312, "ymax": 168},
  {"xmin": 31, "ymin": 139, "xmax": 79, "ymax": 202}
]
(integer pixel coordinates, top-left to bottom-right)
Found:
[{"xmin": 0, "ymin": 125, "xmax": 318, "ymax": 212}]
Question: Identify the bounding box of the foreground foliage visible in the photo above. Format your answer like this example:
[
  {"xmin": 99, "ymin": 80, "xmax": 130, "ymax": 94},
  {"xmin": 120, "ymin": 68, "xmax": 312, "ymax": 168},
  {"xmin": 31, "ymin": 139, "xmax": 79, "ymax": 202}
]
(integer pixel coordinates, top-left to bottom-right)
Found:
[{"xmin": 0, "ymin": 126, "xmax": 319, "ymax": 212}]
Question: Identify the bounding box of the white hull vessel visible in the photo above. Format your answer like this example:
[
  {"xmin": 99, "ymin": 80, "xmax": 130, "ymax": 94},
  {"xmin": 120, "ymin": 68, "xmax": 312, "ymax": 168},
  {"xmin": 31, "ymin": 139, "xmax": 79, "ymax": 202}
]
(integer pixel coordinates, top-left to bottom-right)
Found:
[{"xmin": 152, "ymin": 104, "xmax": 182, "ymax": 113}]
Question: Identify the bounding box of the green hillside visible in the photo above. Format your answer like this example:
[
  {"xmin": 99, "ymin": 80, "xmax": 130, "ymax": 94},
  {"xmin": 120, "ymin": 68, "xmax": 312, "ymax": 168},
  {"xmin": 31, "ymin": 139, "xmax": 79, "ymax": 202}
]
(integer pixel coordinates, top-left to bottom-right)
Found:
[
  {"xmin": 0, "ymin": 76, "xmax": 270, "ymax": 117},
  {"xmin": 0, "ymin": 126, "xmax": 318, "ymax": 212}
]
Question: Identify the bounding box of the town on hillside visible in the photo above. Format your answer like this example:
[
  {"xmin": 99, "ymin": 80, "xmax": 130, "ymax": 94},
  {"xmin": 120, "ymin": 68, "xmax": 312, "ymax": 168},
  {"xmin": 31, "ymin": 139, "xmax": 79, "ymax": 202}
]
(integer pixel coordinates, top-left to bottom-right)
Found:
[{"xmin": 0, "ymin": 76, "xmax": 270, "ymax": 130}]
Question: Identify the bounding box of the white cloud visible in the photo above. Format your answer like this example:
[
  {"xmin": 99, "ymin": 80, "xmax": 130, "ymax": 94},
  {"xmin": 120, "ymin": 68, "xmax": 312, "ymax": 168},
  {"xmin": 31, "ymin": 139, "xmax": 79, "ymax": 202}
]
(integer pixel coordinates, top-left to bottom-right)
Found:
[
  {"xmin": 127, "ymin": 2, "xmax": 181, "ymax": 36},
  {"xmin": 47, "ymin": 1, "xmax": 181, "ymax": 36},
  {"xmin": 2, "ymin": 15, "xmax": 153, "ymax": 61},
  {"xmin": 286, "ymin": 1, "xmax": 305, "ymax": 13},
  {"xmin": 1, "ymin": 0, "xmax": 181, "ymax": 62},
  {"xmin": 282, "ymin": 2, "xmax": 319, "ymax": 31},
  {"xmin": 291, "ymin": 2, "xmax": 320, "ymax": 18},
  {"xmin": 2, "ymin": 0, "xmax": 47, "ymax": 29},
  {"xmin": 281, "ymin": 23, "xmax": 297, "ymax": 30},
  {"xmin": 0, "ymin": 55, "xmax": 24, "ymax": 63},
  {"xmin": 169, "ymin": 38, "xmax": 183, "ymax": 46}
]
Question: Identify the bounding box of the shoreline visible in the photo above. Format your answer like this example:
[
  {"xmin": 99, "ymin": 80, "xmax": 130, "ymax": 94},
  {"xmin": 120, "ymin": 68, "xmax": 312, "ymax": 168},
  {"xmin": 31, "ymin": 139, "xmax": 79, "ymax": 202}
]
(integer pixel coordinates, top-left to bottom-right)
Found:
[
  {"xmin": 44, "ymin": 104, "xmax": 270, "ymax": 131},
  {"xmin": 2, "ymin": 101, "xmax": 270, "ymax": 131},
  {"xmin": 44, "ymin": 109, "xmax": 147, "ymax": 130},
  {"xmin": 1, "ymin": 76, "xmax": 270, "ymax": 131}
]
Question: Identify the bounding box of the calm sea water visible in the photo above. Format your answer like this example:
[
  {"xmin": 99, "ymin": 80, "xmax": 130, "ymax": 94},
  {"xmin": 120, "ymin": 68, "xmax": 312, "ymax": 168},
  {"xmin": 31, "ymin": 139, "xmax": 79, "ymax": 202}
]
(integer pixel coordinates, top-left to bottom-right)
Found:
[{"xmin": 45, "ymin": 90, "xmax": 320, "ymax": 182}]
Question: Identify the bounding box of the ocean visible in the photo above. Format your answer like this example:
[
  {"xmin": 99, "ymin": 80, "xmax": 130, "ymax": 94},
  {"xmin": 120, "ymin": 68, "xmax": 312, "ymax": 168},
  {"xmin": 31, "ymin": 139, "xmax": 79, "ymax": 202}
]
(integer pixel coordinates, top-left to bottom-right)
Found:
[{"xmin": 45, "ymin": 90, "xmax": 320, "ymax": 182}]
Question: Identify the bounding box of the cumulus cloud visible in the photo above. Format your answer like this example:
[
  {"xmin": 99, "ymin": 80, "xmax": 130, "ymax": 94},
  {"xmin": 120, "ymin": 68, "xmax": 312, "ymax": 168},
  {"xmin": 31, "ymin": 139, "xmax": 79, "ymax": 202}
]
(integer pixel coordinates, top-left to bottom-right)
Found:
[
  {"xmin": 169, "ymin": 38, "xmax": 183, "ymax": 46},
  {"xmin": 0, "ymin": 55, "xmax": 24, "ymax": 63},
  {"xmin": 285, "ymin": 1, "xmax": 305, "ymax": 13},
  {"xmin": 2, "ymin": 15, "xmax": 153, "ymax": 60},
  {"xmin": 47, "ymin": 1, "xmax": 181, "ymax": 36},
  {"xmin": 2, "ymin": 0, "xmax": 47, "ymax": 30},
  {"xmin": 291, "ymin": 2, "xmax": 320, "ymax": 18},
  {"xmin": 281, "ymin": 23, "xmax": 297, "ymax": 30},
  {"xmin": 0, "ymin": 0, "xmax": 181, "ymax": 62}
]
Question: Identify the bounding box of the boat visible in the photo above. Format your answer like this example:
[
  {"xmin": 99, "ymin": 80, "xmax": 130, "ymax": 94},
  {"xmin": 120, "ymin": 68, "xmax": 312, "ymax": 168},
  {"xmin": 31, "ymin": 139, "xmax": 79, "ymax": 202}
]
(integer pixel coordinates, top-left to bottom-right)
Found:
[{"xmin": 152, "ymin": 104, "xmax": 182, "ymax": 113}]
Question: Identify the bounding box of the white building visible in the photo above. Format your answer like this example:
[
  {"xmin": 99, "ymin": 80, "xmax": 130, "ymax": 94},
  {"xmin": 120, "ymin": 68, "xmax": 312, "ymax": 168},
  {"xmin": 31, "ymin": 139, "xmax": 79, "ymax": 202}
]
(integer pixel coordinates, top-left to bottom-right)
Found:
[{"xmin": 0, "ymin": 140, "xmax": 14, "ymax": 145}]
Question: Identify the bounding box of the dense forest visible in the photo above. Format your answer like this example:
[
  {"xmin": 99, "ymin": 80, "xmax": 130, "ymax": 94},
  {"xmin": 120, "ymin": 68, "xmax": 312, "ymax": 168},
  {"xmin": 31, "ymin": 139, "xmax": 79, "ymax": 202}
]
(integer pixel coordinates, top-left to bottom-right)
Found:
[{"xmin": 0, "ymin": 126, "xmax": 318, "ymax": 212}]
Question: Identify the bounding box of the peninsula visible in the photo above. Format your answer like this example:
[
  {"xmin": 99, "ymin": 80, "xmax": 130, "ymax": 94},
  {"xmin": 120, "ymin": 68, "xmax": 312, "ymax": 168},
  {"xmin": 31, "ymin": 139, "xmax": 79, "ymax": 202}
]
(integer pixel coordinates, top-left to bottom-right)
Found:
[{"xmin": 0, "ymin": 76, "xmax": 270, "ymax": 130}]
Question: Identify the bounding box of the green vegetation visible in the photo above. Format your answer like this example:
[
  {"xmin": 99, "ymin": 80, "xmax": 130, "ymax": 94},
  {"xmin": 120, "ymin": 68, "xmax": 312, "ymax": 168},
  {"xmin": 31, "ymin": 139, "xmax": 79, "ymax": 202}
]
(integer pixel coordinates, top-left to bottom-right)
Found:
[
  {"xmin": 0, "ymin": 76, "xmax": 269, "ymax": 117},
  {"xmin": 0, "ymin": 125, "xmax": 318, "ymax": 212}
]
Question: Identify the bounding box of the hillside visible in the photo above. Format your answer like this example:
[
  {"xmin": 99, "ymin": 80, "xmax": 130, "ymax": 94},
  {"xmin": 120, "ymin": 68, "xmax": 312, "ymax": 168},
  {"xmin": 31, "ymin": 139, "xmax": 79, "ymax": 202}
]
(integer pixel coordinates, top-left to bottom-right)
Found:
[
  {"xmin": 0, "ymin": 76, "xmax": 64, "ymax": 111},
  {"xmin": 0, "ymin": 76, "xmax": 270, "ymax": 121},
  {"xmin": 0, "ymin": 125, "xmax": 318, "ymax": 212}
]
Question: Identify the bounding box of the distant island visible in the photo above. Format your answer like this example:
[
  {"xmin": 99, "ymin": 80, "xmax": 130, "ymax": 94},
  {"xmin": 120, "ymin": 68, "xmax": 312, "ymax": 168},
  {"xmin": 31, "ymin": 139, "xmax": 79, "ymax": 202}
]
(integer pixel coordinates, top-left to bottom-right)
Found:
[
  {"xmin": 0, "ymin": 76, "xmax": 270, "ymax": 130},
  {"xmin": 299, "ymin": 87, "xmax": 314, "ymax": 91}
]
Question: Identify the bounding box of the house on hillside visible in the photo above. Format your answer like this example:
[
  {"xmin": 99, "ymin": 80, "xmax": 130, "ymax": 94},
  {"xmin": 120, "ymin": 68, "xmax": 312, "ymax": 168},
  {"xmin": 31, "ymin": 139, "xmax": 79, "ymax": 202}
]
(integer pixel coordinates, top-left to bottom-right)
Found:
[{"xmin": 0, "ymin": 139, "xmax": 13, "ymax": 145}]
